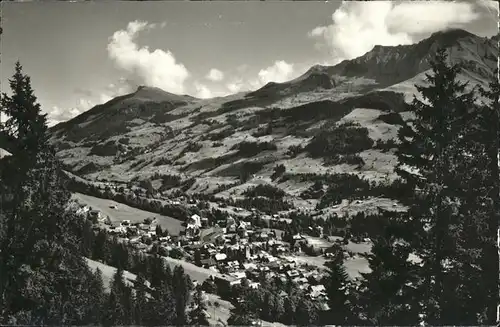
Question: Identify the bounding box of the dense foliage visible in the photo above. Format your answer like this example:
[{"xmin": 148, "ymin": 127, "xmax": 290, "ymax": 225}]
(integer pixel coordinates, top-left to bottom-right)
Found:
[
  {"xmin": 295, "ymin": 173, "xmax": 408, "ymax": 209},
  {"xmin": 352, "ymin": 49, "xmax": 499, "ymax": 324},
  {"xmin": 305, "ymin": 124, "xmax": 374, "ymax": 158},
  {"xmin": 231, "ymin": 141, "xmax": 277, "ymax": 157},
  {"xmin": 226, "ymin": 278, "xmax": 320, "ymax": 326},
  {"xmin": 2, "ymin": 42, "xmax": 498, "ymax": 326},
  {"xmin": 230, "ymin": 197, "xmax": 293, "ymax": 215},
  {"xmin": 0, "ymin": 63, "xmax": 194, "ymax": 325},
  {"xmin": 89, "ymin": 140, "xmax": 120, "ymax": 157},
  {"xmin": 205, "ymin": 127, "xmax": 235, "ymax": 141},
  {"xmin": 243, "ymin": 184, "xmax": 286, "ymax": 199},
  {"xmin": 0, "ymin": 63, "xmax": 98, "ymax": 324},
  {"xmin": 270, "ymin": 164, "xmax": 286, "ymax": 181}
]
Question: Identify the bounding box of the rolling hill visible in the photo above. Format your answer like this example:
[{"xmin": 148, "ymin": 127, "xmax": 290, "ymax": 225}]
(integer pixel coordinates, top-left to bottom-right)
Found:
[{"xmin": 49, "ymin": 28, "xmax": 498, "ymax": 218}]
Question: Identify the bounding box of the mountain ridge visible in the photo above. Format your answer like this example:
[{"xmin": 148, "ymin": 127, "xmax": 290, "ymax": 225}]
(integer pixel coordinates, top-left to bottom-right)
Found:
[
  {"xmin": 51, "ymin": 28, "xmax": 496, "ymax": 134},
  {"xmin": 52, "ymin": 85, "xmax": 196, "ymax": 130},
  {"xmin": 49, "ymin": 28, "xmax": 498, "ymax": 219}
]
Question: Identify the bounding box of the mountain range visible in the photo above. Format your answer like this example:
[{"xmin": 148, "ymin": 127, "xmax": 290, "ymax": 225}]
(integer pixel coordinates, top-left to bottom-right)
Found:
[{"xmin": 46, "ymin": 28, "xmax": 498, "ymax": 218}]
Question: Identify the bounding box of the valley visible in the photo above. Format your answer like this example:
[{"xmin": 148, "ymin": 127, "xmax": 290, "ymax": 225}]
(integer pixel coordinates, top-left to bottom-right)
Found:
[
  {"xmin": 50, "ymin": 30, "xmax": 498, "ymax": 323},
  {"xmin": 72, "ymin": 192, "xmax": 184, "ymax": 235},
  {"xmin": 0, "ymin": 24, "xmax": 498, "ymax": 326},
  {"xmin": 50, "ymin": 32, "xmax": 497, "ymax": 221},
  {"xmin": 1, "ymin": 19, "xmax": 497, "ymax": 325}
]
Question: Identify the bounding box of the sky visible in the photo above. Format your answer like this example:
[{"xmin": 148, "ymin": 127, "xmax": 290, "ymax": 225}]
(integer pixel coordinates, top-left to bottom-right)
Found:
[{"xmin": 1, "ymin": 1, "xmax": 498, "ymax": 126}]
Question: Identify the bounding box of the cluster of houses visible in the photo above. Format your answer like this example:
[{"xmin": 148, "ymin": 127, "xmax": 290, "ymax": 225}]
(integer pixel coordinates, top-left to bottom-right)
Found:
[
  {"xmin": 180, "ymin": 214, "xmax": 330, "ymax": 307},
  {"xmin": 211, "ymin": 252, "xmax": 329, "ymax": 306},
  {"xmin": 185, "ymin": 214, "xmax": 206, "ymax": 238},
  {"xmin": 73, "ymin": 202, "xmax": 331, "ymax": 309},
  {"xmin": 75, "ymin": 203, "xmax": 163, "ymax": 249},
  {"xmin": 76, "ymin": 205, "xmax": 110, "ymax": 224}
]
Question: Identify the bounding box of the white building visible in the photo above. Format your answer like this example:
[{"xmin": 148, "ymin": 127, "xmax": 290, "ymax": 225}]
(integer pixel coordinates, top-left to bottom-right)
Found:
[
  {"xmin": 215, "ymin": 253, "xmax": 227, "ymax": 262},
  {"xmin": 230, "ymin": 271, "xmax": 247, "ymax": 279},
  {"xmin": 292, "ymin": 233, "xmax": 305, "ymax": 240},
  {"xmin": 310, "ymin": 285, "xmax": 326, "ymax": 298},
  {"xmin": 76, "ymin": 205, "xmax": 90, "ymax": 216},
  {"xmin": 188, "ymin": 214, "xmax": 202, "ymax": 229}
]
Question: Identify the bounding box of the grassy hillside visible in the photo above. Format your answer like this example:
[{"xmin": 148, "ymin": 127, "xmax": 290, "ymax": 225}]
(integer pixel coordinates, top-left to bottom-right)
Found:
[
  {"xmin": 72, "ymin": 192, "xmax": 184, "ymax": 234},
  {"xmin": 51, "ymin": 29, "xmax": 497, "ymax": 222}
]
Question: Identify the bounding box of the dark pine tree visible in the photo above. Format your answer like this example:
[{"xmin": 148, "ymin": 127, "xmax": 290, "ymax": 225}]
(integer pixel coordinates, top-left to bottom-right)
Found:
[
  {"xmin": 92, "ymin": 230, "xmax": 109, "ymax": 262},
  {"xmin": 322, "ymin": 253, "xmax": 355, "ymax": 325},
  {"xmin": 189, "ymin": 286, "xmax": 210, "ymax": 326},
  {"xmin": 79, "ymin": 219, "xmax": 95, "ymax": 258},
  {"xmin": 172, "ymin": 265, "xmax": 192, "ymax": 325},
  {"xmin": 270, "ymin": 291, "xmax": 285, "ymax": 322},
  {"xmin": 395, "ymin": 47, "xmax": 487, "ymax": 324},
  {"xmin": 103, "ymin": 291, "xmax": 122, "ymax": 327},
  {"xmin": 86, "ymin": 268, "xmax": 106, "ymax": 324},
  {"xmin": 294, "ymin": 297, "xmax": 319, "ymax": 326},
  {"xmin": 156, "ymin": 224, "xmax": 163, "ymax": 237},
  {"xmin": 194, "ymin": 249, "xmax": 202, "ymax": 267},
  {"xmin": 149, "ymin": 281, "xmax": 177, "ymax": 326},
  {"xmin": 149, "ymin": 254, "xmax": 166, "ymax": 289},
  {"xmin": 475, "ymin": 69, "xmax": 500, "ymax": 323},
  {"xmin": 110, "ymin": 240, "xmax": 130, "ymax": 270},
  {"xmin": 123, "ymin": 283, "xmax": 135, "ymax": 325},
  {"xmin": 357, "ymin": 211, "xmax": 421, "ymax": 325},
  {"xmin": 282, "ymin": 296, "xmax": 296, "ymax": 325},
  {"xmin": 134, "ymin": 272, "xmax": 148, "ymax": 325},
  {"xmin": 104, "ymin": 267, "xmax": 127, "ymax": 326},
  {"xmin": 0, "ymin": 62, "xmax": 96, "ymax": 324},
  {"xmin": 227, "ymin": 299, "xmax": 256, "ymax": 326}
]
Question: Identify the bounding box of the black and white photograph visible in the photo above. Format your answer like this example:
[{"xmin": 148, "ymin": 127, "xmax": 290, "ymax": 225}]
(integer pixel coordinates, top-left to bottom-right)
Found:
[{"xmin": 0, "ymin": 0, "xmax": 499, "ymax": 325}]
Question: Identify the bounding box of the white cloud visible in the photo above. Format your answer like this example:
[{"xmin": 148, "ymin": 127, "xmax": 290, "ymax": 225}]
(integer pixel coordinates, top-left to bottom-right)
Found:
[
  {"xmin": 249, "ymin": 79, "xmax": 263, "ymax": 90},
  {"xmin": 309, "ymin": 26, "xmax": 328, "ymax": 38},
  {"xmin": 47, "ymin": 106, "xmax": 83, "ymax": 127},
  {"xmin": 47, "ymin": 76, "xmax": 144, "ymax": 125},
  {"xmin": 46, "ymin": 85, "xmax": 126, "ymax": 126},
  {"xmin": 194, "ymin": 82, "xmax": 232, "ymax": 99},
  {"xmin": 73, "ymin": 77, "xmax": 133, "ymax": 109},
  {"xmin": 257, "ymin": 60, "xmax": 295, "ymax": 85},
  {"xmin": 194, "ymin": 82, "xmax": 214, "ymax": 99},
  {"xmin": 75, "ymin": 98, "xmax": 95, "ymax": 111},
  {"xmin": 223, "ymin": 61, "xmax": 303, "ymax": 94},
  {"xmin": 100, "ymin": 94, "xmax": 113, "ymax": 104},
  {"xmin": 107, "ymin": 20, "xmax": 190, "ymax": 94},
  {"xmin": 103, "ymin": 77, "xmax": 134, "ymax": 98},
  {"xmin": 206, "ymin": 68, "xmax": 225, "ymax": 82},
  {"xmin": 386, "ymin": 2, "xmax": 480, "ymax": 35},
  {"xmin": 226, "ymin": 79, "xmax": 245, "ymax": 93},
  {"xmin": 308, "ymin": 1, "xmax": 481, "ymax": 62}
]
